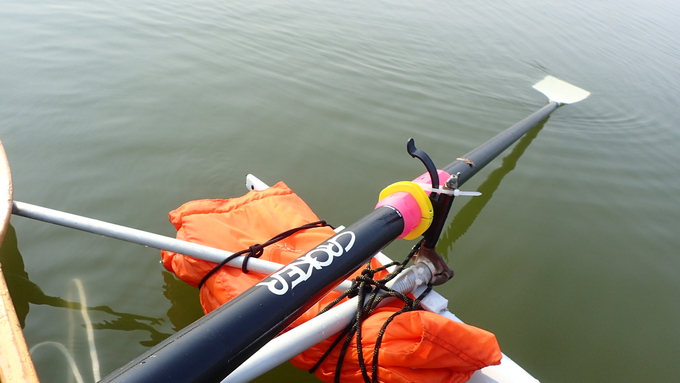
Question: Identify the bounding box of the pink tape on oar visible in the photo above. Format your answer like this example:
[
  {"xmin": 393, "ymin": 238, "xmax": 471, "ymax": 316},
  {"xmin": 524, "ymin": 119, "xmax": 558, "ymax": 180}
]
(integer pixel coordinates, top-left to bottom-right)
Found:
[
  {"xmin": 375, "ymin": 191, "xmax": 422, "ymax": 239},
  {"xmin": 413, "ymin": 170, "xmax": 452, "ymax": 192},
  {"xmin": 375, "ymin": 170, "xmax": 450, "ymax": 240}
]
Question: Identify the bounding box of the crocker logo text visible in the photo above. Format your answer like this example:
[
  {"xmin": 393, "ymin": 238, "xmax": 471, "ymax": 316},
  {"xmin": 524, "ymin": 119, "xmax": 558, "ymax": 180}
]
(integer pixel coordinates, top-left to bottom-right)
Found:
[{"xmin": 256, "ymin": 231, "xmax": 356, "ymax": 295}]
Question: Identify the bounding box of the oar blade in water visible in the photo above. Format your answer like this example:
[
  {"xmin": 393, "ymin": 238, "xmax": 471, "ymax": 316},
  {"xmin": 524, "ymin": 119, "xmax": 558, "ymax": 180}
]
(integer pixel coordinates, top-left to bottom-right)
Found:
[{"xmin": 533, "ymin": 75, "xmax": 590, "ymax": 104}]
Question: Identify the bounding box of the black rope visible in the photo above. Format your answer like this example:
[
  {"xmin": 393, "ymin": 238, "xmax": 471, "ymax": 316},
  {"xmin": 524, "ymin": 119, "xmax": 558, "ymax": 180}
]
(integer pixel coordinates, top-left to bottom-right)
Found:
[
  {"xmin": 309, "ymin": 240, "xmax": 432, "ymax": 383},
  {"xmin": 370, "ymin": 285, "xmax": 432, "ymax": 383},
  {"xmin": 197, "ymin": 220, "xmax": 332, "ymax": 289}
]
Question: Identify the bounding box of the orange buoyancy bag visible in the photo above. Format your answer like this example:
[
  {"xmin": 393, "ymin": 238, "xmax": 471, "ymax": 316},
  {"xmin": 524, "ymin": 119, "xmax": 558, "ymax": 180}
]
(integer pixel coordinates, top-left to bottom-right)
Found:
[{"xmin": 161, "ymin": 182, "xmax": 502, "ymax": 383}]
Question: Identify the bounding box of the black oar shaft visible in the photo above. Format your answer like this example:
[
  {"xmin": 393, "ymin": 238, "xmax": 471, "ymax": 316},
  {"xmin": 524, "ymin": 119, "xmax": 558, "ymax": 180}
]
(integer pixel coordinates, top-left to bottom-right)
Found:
[
  {"xmin": 102, "ymin": 100, "xmax": 563, "ymax": 383},
  {"xmin": 421, "ymin": 102, "xmax": 558, "ymax": 250},
  {"xmin": 99, "ymin": 207, "xmax": 403, "ymax": 383},
  {"xmin": 444, "ymin": 101, "xmax": 558, "ymax": 186}
]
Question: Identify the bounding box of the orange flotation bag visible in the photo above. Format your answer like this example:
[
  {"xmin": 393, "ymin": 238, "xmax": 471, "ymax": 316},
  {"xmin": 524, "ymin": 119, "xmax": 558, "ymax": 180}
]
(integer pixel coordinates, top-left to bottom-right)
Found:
[{"xmin": 161, "ymin": 182, "xmax": 501, "ymax": 383}]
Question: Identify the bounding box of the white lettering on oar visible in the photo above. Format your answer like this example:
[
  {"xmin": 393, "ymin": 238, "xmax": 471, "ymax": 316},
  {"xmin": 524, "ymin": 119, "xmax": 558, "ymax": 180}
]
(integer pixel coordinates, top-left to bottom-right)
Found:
[{"xmin": 256, "ymin": 231, "xmax": 356, "ymax": 295}]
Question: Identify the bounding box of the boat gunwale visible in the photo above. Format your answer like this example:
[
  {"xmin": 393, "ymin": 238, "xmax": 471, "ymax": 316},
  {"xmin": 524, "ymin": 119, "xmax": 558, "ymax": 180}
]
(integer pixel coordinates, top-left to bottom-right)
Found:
[{"xmin": 0, "ymin": 140, "xmax": 40, "ymax": 383}]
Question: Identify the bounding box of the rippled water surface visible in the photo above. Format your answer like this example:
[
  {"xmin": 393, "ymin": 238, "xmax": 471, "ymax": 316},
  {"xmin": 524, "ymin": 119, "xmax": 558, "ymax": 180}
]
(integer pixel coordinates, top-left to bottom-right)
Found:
[{"xmin": 2, "ymin": 1, "xmax": 680, "ymax": 382}]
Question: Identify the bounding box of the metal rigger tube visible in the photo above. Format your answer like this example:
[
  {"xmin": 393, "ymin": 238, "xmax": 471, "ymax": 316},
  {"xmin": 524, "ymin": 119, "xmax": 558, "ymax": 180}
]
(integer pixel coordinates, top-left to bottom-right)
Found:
[{"xmin": 222, "ymin": 261, "xmax": 435, "ymax": 383}]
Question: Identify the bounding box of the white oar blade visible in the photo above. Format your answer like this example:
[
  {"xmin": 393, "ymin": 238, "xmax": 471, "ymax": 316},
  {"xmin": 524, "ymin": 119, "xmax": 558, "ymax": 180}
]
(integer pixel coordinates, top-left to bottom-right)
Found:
[{"xmin": 532, "ymin": 75, "xmax": 590, "ymax": 104}]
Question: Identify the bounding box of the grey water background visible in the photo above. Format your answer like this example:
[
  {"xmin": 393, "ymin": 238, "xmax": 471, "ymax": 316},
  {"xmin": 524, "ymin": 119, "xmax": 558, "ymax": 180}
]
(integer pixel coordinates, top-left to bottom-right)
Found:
[{"xmin": 1, "ymin": 0, "xmax": 679, "ymax": 382}]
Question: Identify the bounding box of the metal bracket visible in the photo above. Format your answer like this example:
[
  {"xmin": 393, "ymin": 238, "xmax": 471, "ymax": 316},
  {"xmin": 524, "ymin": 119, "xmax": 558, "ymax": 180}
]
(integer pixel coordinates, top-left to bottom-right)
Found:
[{"xmin": 412, "ymin": 245, "xmax": 454, "ymax": 285}]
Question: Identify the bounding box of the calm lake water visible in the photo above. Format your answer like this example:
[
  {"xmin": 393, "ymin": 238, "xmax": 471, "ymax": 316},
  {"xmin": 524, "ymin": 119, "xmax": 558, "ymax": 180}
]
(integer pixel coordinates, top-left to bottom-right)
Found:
[{"xmin": 2, "ymin": 0, "xmax": 680, "ymax": 382}]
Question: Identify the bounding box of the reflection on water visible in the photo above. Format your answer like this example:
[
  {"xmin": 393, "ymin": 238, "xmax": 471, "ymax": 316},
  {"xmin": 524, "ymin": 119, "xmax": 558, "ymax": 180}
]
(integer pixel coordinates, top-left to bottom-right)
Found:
[
  {"xmin": 82, "ymin": 271, "xmax": 202, "ymax": 347},
  {"xmin": 162, "ymin": 270, "xmax": 204, "ymax": 334},
  {"xmin": 1, "ymin": 224, "xmax": 40, "ymax": 328},
  {"xmin": 0, "ymin": 223, "xmax": 201, "ymax": 350},
  {"xmin": 1, "ymin": 224, "xmax": 165, "ymax": 337},
  {"xmin": 438, "ymin": 116, "xmax": 548, "ymax": 256}
]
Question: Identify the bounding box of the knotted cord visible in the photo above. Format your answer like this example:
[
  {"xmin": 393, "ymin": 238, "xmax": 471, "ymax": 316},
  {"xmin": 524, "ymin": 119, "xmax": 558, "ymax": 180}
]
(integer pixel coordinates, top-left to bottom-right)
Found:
[
  {"xmin": 310, "ymin": 240, "xmax": 434, "ymax": 383},
  {"xmin": 198, "ymin": 220, "xmax": 332, "ymax": 289}
]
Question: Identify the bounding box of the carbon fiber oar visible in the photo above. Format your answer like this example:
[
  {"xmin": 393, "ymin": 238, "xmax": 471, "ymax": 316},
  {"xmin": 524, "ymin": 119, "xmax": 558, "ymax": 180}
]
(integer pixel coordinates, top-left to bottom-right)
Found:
[{"xmin": 101, "ymin": 77, "xmax": 589, "ymax": 383}]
